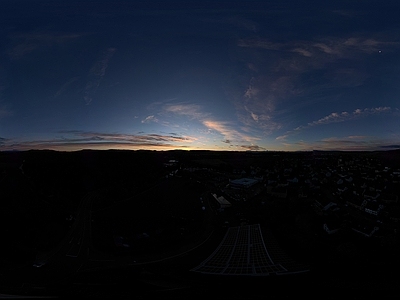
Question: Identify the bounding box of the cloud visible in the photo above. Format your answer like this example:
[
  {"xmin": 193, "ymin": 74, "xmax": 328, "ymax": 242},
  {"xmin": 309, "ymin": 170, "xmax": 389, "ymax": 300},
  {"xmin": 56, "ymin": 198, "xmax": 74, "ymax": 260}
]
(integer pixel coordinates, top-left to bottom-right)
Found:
[
  {"xmin": 163, "ymin": 103, "xmax": 208, "ymax": 120},
  {"xmin": 7, "ymin": 31, "xmax": 83, "ymax": 59},
  {"xmin": 202, "ymin": 119, "xmax": 258, "ymax": 144},
  {"xmin": 347, "ymin": 135, "xmax": 369, "ymax": 140},
  {"xmin": 90, "ymin": 48, "xmax": 117, "ymax": 77},
  {"xmin": 239, "ymin": 144, "xmax": 266, "ymax": 151},
  {"xmin": 236, "ymin": 76, "xmax": 288, "ymax": 135},
  {"xmin": 286, "ymin": 136, "xmax": 400, "ymax": 151},
  {"xmin": 84, "ymin": 48, "xmax": 116, "ymax": 105},
  {"xmin": 0, "ymin": 137, "xmax": 9, "ymax": 145},
  {"xmin": 1, "ymin": 131, "xmax": 195, "ymax": 151},
  {"xmin": 239, "ymin": 36, "xmax": 399, "ymax": 58},
  {"xmin": 313, "ymin": 42, "xmax": 341, "ymax": 55},
  {"xmin": 316, "ymin": 136, "xmax": 400, "ymax": 151},
  {"xmin": 236, "ymin": 35, "xmax": 400, "ymax": 102},
  {"xmin": 141, "ymin": 115, "xmax": 158, "ymax": 123},
  {"xmin": 71, "ymin": 131, "xmax": 192, "ymax": 143},
  {"xmin": 280, "ymin": 106, "xmax": 394, "ymax": 138},
  {"xmin": 307, "ymin": 111, "xmax": 350, "ymax": 126},
  {"xmin": 163, "ymin": 102, "xmax": 258, "ymax": 144},
  {"xmin": 291, "ymin": 48, "xmax": 313, "ymax": 57},
  {"xmin": 380, "ymin": 144, "xmax": 400, "ymax": 149},
  {"xmin": 275, "ymin": 135, "xmax": 288, "ymax": 141},
  {"xmin": 54, "ymin": 77, "xmax": 80, "ymax": 98},
  {"xmin": 237, "ymin": 38, "xmax": 283, "ymax": 51},
  {"xmin": 233, "ymin": 32, "xmax": 400, "ymax": 141}
]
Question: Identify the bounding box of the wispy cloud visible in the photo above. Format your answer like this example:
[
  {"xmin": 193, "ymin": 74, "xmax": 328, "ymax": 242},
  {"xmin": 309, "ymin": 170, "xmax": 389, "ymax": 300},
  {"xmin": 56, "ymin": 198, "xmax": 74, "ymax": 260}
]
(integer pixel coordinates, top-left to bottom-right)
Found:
[
  {"xmin": 7, "ymin": 31, "xmax": 83, "ymax": 59},
  {"xmin": 380, "ymin": 144, "xmax": 400, "ymax": 149},
  {"xmin": 162, "ymin": 102, "xmax": 258, "ymax": 144},
  {"xmin": 0, "ymin": 74, "xmax": 11, "ymax": 118},
  {"xmin": 54, "ymin": 77, "xmax": 80, "ymax": 98},
  {"xmin": 239, "ymin": 144, "xmax": 266, "ymax": 151},
  {"xmin": 276, "ymin": 106, "xmax": 395, "ymax": 140},
  {"xmin": 235, "ymin": 34, "xmax": 400, "ymax": 127},
  {"xmin": 307, "ymin": 136, "xmax": 400, "ymax": 151},
  {"xmin": 141, "ymin": 115, "xmax": 158, "ymax": 124},
  {"xmin": 308, "ymin": 106, "xmax": 391, "ymax": 127},
  {"xmin": 163, "ymin": 103, "xmax": 209, "ymax": 119},
  {"xmin": 275, "ymin": 134, "xmax": 288, "ymax": 141},
  {"xmin": 236, "ymin": 75, "xmax": 289, "ymax": 135},
  {"xmin": 63, "ymin": 131, "xmax": 193, "ymax": 143},
  {"xmin": 0, "ymin": 137, "xmax": 9, "ymax": 145},
  {"xmin": 238, "ymin": 36, "xmax": 399, "ymax": 59},
  {"xmin": 0, "ymin": 131, "xmax": 195, "ymax": 151},
  {"xmin": 202, "ymin": 119, "xmax": 257, "ymax": 143},
  {"xmin": 202, "ymin": 118, "xmax": 259, "ymax": 144},
  {"xmin": 84, "ymin": 48, "xmax": 116, "ymax": 105}
]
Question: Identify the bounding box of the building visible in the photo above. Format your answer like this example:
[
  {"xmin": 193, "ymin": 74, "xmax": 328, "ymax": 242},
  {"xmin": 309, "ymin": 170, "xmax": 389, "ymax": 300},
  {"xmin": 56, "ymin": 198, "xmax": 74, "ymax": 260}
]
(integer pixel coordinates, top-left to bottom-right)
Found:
[
  {"xmin": 323, "ymin": 219, "xmax": 341, "ymax": 235},
  {"xmin": 212, "ymin": 193, "xmax": 231, "ymax": 209},
  {"xmin": 228, "ymin": 177, "xmax": 259, "ymax": 189},
  {"xmin": 364, "ymin": 200, "xmax": 384, "ymax": 216},
  {"xmin": 352, "ymin": 223, "xmax": 379, "ymax": 238}
]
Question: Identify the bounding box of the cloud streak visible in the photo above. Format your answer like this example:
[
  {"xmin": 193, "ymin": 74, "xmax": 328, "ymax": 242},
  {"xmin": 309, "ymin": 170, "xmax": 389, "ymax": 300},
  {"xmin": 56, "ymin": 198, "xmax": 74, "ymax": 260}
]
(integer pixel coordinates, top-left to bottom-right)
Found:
[
  {"xmin": 163, "ymin": 104, "xmax": 209, "ymax": 120},
  {"xmin": 163, "ymin": 103, "xmax": 259, "ymax": 144},
  {"xmin": 54, "ymin": 77, "xmax": 80, "ymax": 98},
  {"xmin": 141, "ymin": 115, "xmax": 158, "ymax": 124},
  {"xmin": 234, "ymin": 34, "xmax": 400, "ymax": 135},
  {"xmin": 276, "ymin": 106, "xmax": 395, "ymax": 140},
  {"xmin": 238, "ymin": 75, "xmax": 287, "ymax": 134},
  {"xmin": 7, "ymin": 31, "xmax": 83, "ymax": 59},
  {"xmin": 0, "ymin": 131, "xmax": 195, "ymax": 151},
  {"xmin": 238, "ymin": 36, "xmax": 399, "ymax": 59},
  {"xmin": 288, "ymin": 136, "xmax": 400, "ymax": 151},
  {"xmin": 202, "ymin": 119, "xmax": 258, "ymax": 143},
  {"xmin": 84, "ymin": 48, "xmax": 116, "ymax": 105}
]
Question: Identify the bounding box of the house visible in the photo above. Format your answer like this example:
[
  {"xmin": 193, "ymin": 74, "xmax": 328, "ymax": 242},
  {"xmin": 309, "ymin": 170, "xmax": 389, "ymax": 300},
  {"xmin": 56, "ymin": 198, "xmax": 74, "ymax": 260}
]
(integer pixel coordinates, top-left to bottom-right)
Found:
[
  {"xmin": 337, "ymin": 186, "xmax": 348, "ymax": 194},
  {"xmin": 363, "ymin": 190, "xmax": 380, "ymax": 200},
  {"xmin": 381, "ymin": 193, "xmax": 398, "ymax": 204},
  {"xmin": 386, "ymin": 204, "xmax": 400, "ymax": 223},
  {"xmin": 323, "ymin": 217, "xmax": 341, "ymax": 235},
  {"xmin": 211, "ymin": 193, "xmax": 231, "ymax": 209},
  {"xmin": 229, "ymin": 177, "xmax": 259, "ymax": 189},
  {"xmin": 351, "ymin": 223, "xmax": 379, "ymax": 238},
  {"xmin": 323, "ymin": 223, "xmax": 339, "ymax": 234},
  {"xmin": 287, "ymin": 177, "xmax": 299, "ymax": 184},
  {"xmin": 313, "ymin": 198, "xmax": 338, "ymax": 215},
  {"xmin": 269, "ymin": 186, "xmax": 288, "ymax": 199},
  {"xmin": 364, "ymin": 200, "xmax": 384, "ymax": 216},
  {"xmin": 346, "ymin": 196, "xmax": 366, "ymax": 210},
  {"xmin": 298, "ymin": 188, "xmax": 308, "ymax": 199}
]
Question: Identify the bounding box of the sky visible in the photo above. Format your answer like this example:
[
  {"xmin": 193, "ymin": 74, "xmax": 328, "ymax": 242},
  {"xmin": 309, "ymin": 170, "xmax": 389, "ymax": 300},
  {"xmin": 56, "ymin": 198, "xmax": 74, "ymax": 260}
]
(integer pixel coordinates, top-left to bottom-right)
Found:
[{"xmin": 1, "ymin": 0, "xmax": 400, "ymax": 152}]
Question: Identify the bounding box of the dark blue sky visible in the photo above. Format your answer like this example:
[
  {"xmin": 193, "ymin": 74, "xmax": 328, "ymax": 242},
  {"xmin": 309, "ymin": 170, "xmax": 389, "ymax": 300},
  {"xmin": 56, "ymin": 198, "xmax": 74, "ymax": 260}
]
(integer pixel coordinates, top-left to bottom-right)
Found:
[{"xmin": 1, "ymin": 0, "xmax": 400, "ymax": 151}]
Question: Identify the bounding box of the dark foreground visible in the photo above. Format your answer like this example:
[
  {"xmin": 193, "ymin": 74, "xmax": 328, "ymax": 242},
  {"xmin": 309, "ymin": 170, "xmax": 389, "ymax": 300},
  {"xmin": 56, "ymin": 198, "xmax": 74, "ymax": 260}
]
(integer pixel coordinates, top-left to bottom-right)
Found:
[{"xmin": 1, "ymin": 149, "xmax": 400, "ymax": 298}]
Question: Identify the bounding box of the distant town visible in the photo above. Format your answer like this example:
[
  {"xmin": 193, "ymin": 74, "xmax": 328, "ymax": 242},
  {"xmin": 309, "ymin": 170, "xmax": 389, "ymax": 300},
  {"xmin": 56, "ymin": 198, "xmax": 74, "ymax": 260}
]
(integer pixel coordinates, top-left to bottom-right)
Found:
[{"xmin": 1, "ymin": 149, "xmax": 399, "ymax": 298}]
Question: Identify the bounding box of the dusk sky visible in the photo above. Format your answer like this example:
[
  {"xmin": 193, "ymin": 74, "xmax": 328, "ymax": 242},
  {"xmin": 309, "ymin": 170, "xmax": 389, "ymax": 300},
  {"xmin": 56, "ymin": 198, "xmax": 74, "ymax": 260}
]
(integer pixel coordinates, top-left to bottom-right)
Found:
[{"xmin": 1, "ymin": 0, "xmax": 400, "ymax": 151}]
